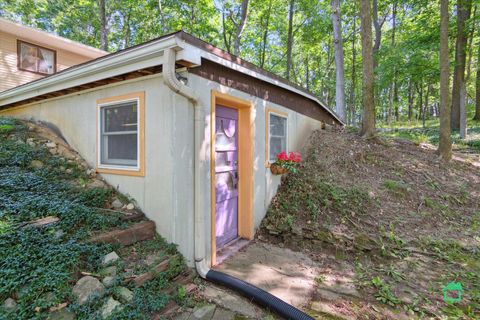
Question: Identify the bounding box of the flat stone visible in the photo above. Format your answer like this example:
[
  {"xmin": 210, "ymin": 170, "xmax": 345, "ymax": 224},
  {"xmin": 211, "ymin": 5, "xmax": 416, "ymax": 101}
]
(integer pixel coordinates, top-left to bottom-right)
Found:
[
  {"xmin": 202, "ymin": 285, "xmax": 261, "ymax": 318},
  {"xmin": 72, "ymin": 276, "xmax": 105, "ymax": 305},
  {"xmin": 99, "ymin": 297, "xmax": 122, "ymax": 319},
  {"xmin": 126, "ymin": 203, "xmax": 135, "ymax": 210},
  {"xmin": 116, "ymin": 287, "xmax": 133, "ymax": 303},
  {"xmin": 111, "ymin": 199, "xmax": 123, "ymax": 209},
  {"xmin": 190, "ymin": 304, "xmax": 216, "ymax": 320},
  {"xmin": 311, "ymin": 301, "xmax": 351, "ymax": 320},
  {"xmin": 102, "ymin": 252, "xmax": 120, "ymax": 265},
  {"xmin": 3, "ymin": 298, "xmax": 16, "ymax": 312},
  {"xmin": 316, "ymin": 288, "xmax": 343, "ymax": 301},
  {"xmin": 100, "ymin": 266, "xmax": 117, "ymax": 277},
  {"xmin": 30, "ymin": 160, "xmax": 44, "ymax": 168},
  {"xmin": 54, "ymin": 230, "xmax": 65, "ymax": 239},
  {"xmin": 102, "ymin": 276, "xmax": 115, "ymax": 288},
  {"xmin": 47, "ymin": 309, "xmax": 76, "ymax": 320},
  {"xmin": 214, "ymin": 242, "xmax": 318, "ymax": 307},
  {"xmin": 211, "ymin": 308, "xmax": 235, "ymax": 320}
]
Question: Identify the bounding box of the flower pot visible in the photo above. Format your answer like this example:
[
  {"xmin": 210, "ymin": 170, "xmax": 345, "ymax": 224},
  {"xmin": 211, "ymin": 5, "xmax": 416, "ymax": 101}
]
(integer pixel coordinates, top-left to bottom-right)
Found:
[{"xmin": 270, "ymin": 164, "xmax": 288, "ymax": 175}]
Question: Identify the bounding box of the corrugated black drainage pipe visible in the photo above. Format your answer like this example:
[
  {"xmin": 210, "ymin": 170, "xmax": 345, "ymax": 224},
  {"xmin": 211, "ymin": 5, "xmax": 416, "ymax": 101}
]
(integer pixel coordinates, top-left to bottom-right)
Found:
[{"xmin": 206, "ymin": 269, "xmax": 314, "ymax": 320}]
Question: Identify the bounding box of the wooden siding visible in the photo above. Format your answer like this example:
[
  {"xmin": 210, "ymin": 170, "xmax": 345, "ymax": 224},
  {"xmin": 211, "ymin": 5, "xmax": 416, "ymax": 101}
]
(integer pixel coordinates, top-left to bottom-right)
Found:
[{"xmin": 0, "ymin": 31, "xmax": 95, "ymax": 92}]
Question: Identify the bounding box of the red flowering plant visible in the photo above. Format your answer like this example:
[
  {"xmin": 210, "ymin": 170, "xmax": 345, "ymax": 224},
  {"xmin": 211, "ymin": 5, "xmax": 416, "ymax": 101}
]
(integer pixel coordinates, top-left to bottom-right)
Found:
[{"xmin": 271, "ymin": 151, "xmax": 301, "ymax": 174}]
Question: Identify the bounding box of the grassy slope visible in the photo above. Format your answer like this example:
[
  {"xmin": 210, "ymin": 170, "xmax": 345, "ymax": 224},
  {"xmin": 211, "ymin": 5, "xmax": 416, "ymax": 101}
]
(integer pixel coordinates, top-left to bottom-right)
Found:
[
  {"xmin": 0, "ymin": 118, "xmax": 193, "ymax": 319},
  {"xmin": 260, "ymin": 127, "xmax": 480, "ymax": 319}
]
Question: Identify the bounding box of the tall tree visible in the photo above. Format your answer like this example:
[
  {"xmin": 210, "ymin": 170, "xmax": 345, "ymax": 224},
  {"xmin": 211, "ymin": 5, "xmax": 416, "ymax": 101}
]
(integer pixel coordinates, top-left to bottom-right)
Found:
[
  {"xmin": 99, "ymin": 0, "xmax": 108, "ymax": 51},
  {"xmin": 359, "ymin": 0, "xmax": 375, "ymax": 137},
  {"xmin": 233, "ymin": 0, "xmax": 250, "ymax": 56},
  {"xmin": 331, "ymin": 0, "xmax": 346, "ymax": 122},
  {"xmin": 474, "ymin": 41, "xmax": 480, "ymax": 120},
  {"xmin": 285, "ymin": 0, "xmax": 295, "ymax": 80},
  {"xmin": 439, "ymin": 0, "xmax": 452, "ymax": 160},
  {"xmin": 451, "ymin": 0, "xmax": 472, "ymax": 130}
]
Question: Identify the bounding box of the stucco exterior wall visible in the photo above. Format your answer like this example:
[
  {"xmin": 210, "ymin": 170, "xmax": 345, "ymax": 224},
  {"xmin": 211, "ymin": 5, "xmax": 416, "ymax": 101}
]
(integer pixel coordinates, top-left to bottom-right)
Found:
[
  {"xmin": 0, "ymin": 30, "xmax": 96, "ymax": 92},
  {"xmin": 1, "ymin": 71, "xmax": 324, "ymax": 267}
]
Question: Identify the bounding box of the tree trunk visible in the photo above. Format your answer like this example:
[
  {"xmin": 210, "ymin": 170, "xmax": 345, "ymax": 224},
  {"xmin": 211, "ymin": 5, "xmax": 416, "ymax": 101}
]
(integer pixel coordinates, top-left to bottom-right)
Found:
[
  {"xmin": 331, "ymin": 0, "xmax": 346, "ymax": 122},
  {"xmin": 285, "ymin": 0, "xmax": 295, "ymax": 80},
  {"xmin": 222, "ymin": 9, "xmax": 232, "ymax": 53},
  {"xmin": 408, "ymin": 79, "xmax": 414, "ymax": 121},
  {"xmin": 451, "ymin": 0, "xmax": 472, "ymax": 130},
  {"xmin": 391, "ymin": 0, "xmax": 399, "ymax": 121},
  {"xmin": 372, "ymin": 0, "xmax": 382, "ymax": 70},
  {"xmin": 474, "ymin": 40, "xmax": 480, "ymax": 120},
  {"xmin": 359, "ymin": 0, "xmax": 375, "ymax": 137},
  {"xmin": 439, "ymin": 0, "xmax": 452, "ymax": 160},
  {"xmin": 99, "ymin": 0, "xmax": 108, "ymax": 51},
  {"xmin": 350, "ymin": 9, "xmax": 357, "ymax": 125},
  {"xmin": 233, "ymin": 0, "xmax": 249, "ymax": 56},
  {"xmin": 260, "ymin": 0, "xmax": 273, "ymax": 68}
]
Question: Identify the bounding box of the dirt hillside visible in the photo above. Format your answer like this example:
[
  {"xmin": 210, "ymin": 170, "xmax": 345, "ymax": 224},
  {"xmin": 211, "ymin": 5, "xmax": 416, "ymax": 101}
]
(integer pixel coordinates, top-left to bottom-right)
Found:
[{"xmin": 259, "ymin": 128, "xmax": 480, "ymax": 319}]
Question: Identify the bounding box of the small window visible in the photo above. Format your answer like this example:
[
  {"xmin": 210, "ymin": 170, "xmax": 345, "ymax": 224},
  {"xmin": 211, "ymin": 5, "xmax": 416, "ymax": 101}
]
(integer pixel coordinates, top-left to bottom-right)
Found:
[
  {"xmin": 97, "ymin": 92, "xmax": 145, "ymax": 176},
  {"xmin": 268, "ymin": 111, "xmax": 288, "ymax": 162},
  {"xmin": 17, "ymin": 40, "xmax": 56, "ymax": 75}
]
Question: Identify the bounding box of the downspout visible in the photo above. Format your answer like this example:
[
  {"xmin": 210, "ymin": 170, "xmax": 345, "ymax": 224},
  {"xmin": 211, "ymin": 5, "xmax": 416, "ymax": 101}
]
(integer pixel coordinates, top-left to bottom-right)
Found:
[
  {"xmin": 163, "ymin": 47, "xmax": 314, "ymax": 320},
  {"xmin": 163, "ymin": 47, "xmax": 209, "ymax": 278}
]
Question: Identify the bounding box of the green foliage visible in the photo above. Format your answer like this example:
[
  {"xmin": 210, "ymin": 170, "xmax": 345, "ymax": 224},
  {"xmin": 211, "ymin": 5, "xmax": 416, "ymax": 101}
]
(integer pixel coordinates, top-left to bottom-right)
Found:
[
  {"xmin": 0, "ymin": 118, "xmax": 188, "ymax": 319},
  {"xmin": 263, "ymin": 166, "xmax": 373, "ymax": 233},
  {"xmin": 371, "ymin": 277, "xmax": 400, "ymax": 307}
]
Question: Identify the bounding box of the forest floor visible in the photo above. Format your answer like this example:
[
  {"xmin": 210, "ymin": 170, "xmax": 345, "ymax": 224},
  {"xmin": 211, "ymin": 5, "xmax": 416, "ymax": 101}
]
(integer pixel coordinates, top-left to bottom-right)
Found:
[{"xmin": 259, "ymin": 127, "xmax": 480, "ymax": 319}]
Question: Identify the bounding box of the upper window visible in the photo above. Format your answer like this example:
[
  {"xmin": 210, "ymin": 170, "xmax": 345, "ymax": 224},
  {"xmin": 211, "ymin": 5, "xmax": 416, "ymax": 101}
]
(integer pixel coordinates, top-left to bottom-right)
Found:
[
  {"xmin": 17, "ymin": 40, "xmax": 56, "ymax": 75},
  {"xmin": 267, "ymin": 110, "xmax": 288, "ymax": 162},
  {"xmin": 97, "ymin": 92, "xmax": 145, "ymax": 176}
]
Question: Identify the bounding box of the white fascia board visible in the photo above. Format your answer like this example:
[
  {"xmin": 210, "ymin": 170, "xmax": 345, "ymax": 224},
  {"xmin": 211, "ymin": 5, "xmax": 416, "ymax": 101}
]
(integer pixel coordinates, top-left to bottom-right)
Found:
[
  {"xmin": 0, "ymin": 36, "xmax": 180, "ymax": 106},
  {"xmin": 181, "ymin": 42, "xmax": 344, "ymax": 125}
]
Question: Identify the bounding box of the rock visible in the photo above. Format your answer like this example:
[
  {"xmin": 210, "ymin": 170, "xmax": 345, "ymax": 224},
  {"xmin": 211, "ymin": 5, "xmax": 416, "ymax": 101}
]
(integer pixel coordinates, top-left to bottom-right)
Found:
[
  {"xmin": 86, "ymin": 169, "xmax": 96, "ymax": 177},
  {"xmin": 316, "ymin": 288, "xmax": 343, "ymax": 301},
  {"xmin": 49, "ymin": 148, "xmax": 58, "ymax": 155},
  {"xmin": 72, "ymin": 276, "xmax": 106, "ymax": 305},
  {"xmin": 102, "ymin": 276, "xmax": 115, "ymax": 288},
  {"xmin": 59, "ymin": 166, "xmax": 66, "ymax": 172},
  {"xmin": 111, "ymin": 199, "xmax": 123, "ymax": 209},
  {"xmin": 116, "ymin": 287, "xmax": 133, "ymax": 303},
  {"xmin": 126, "ymin": 203, "xmax": 135, "ymax": 210},
  {"xmin": 45, "ymin": 142, "xmax": 57, "ymax": 148},
  {"xmin": 27, "ymin": 138, "xmax": 36, "ymax": 147},
  {"xmin": 65, "ymin": 168, "xmax": 73, "ymax": 174},
  {"xmin": 3, "ymin": 298, "xmax": 17, "ymax": 312},
  {"xmin": 99, "ymin": 297, "xmax": 122, "ymax": 319},
  {"xmin": 100, "ymin": 266, "xmax": 117, "ymax": 277},
  {"xmin": 87, "ymin": 180, "xmax": 105, "ymax": 189},
  {"xmin": 191, "ymin": 304, "xmax": 216, "ymax": 320},
  {"xmin": 47, "ymin": 310, "xmax": 75, "ymax": 320},
  {"xmin": 30, "ymin": 160, "xmax": 44, "ymax": 169},
  {"xmin": 102, "ymin": 252, "xmax": 120, "ymax": 265},
  {"xmin": 211, "ymin": 308, "xmax": 235, "ymax": 320},
  {"xmin": 54, "ymin": 230, "xmax": 65, "ymax": 239}
]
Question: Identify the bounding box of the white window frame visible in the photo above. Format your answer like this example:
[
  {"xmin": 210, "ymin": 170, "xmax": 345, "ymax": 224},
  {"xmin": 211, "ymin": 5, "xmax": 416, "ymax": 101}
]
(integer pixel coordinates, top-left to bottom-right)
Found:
[
  {"xmin": 267, "ymin": 109, "xmax": 289, "ymax": 163},
  {"xmin": 97, "ymin": 97, "xmax": 141, "ymax": 172}
]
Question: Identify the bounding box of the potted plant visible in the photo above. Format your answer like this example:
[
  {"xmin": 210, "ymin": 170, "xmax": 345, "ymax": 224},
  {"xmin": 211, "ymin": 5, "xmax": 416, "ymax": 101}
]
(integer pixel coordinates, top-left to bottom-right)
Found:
[{"xmin": 270, "ymin": 151, "xmax": 301, "ymax": 175}]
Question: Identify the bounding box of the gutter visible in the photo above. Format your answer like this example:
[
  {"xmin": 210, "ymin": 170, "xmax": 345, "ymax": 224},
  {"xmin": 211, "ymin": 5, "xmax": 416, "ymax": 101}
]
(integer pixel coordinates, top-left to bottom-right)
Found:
[{"xmin": 163, "ymin": 47, "xmax": 314, "ymax": 320}]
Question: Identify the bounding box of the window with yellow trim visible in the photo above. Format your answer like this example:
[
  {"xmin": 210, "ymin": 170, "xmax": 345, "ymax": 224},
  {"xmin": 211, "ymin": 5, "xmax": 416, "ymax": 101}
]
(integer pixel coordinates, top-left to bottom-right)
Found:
[
  {"xmin": 98, "ymin": 95, "xmax": 142, "ymax": 172},
  {"xmin": 267, "ymin": 111, "xmax": 288, "ymax": 162}
]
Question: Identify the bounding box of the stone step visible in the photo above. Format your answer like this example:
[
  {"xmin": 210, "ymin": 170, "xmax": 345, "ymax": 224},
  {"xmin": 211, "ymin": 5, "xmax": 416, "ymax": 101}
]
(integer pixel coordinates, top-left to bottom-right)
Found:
[{"xmin": 89, "ymin": 221, "xmax": 156, "ymax": 246}]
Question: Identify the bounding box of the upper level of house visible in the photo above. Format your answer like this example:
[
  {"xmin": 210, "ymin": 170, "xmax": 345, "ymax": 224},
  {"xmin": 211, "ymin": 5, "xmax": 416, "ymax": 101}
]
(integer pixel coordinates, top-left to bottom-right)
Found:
[{"xmin": 0, "ymin": 18, "xmax": 107, "ymax": 92}]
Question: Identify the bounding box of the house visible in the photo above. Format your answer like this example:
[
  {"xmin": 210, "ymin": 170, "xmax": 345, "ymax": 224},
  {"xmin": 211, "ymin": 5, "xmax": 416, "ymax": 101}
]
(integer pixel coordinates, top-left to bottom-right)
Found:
[
  {"xmin": 0, "ymin": 30, "xmax": 342, "ymax": 269},
  {"xmin": 0, "ymin": 18, "xmax": 107, "ymax": 92}
]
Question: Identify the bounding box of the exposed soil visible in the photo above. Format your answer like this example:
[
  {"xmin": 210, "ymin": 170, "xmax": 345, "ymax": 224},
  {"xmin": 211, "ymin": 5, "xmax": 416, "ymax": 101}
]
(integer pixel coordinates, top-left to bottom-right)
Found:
[{"xmin": 258, "ymin": 128, "xmax": 480, "ymax": 319}]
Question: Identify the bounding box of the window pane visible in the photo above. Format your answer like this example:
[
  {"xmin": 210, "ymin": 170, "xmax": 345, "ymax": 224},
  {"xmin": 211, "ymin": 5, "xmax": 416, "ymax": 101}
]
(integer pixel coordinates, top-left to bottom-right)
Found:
[
  {"xmin": 270, "ymin": 114, "xmax": 286, "ymax": 136},
  {"xmin": 270, "ymin": 137, "xmax": 286, "ymax": 162},
  {"xmin": 101, "ymin": 133, "xmax": 138, "ymax": 166},
  {"xmin": 38, "ymin": 48, "xmax": 55, "ymax": 74},
  {"xmin": 20, "ymin": 42, "xmax": 38, "ymax": 72},
  {"xmin": 104, "ymin": 102, "xmax": 138, "ymax": 132}
]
